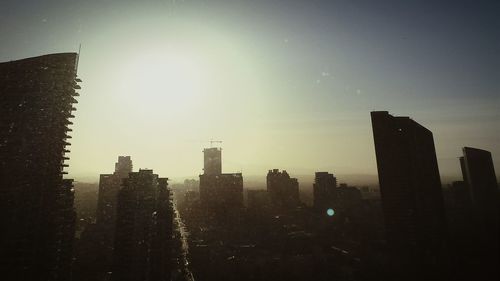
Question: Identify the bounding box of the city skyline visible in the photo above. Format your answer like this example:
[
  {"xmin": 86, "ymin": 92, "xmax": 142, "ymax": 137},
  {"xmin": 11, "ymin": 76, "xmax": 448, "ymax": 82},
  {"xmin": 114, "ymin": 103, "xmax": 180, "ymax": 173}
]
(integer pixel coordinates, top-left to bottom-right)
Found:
[
  {"xmin": 1, "ymin": 0, "xmax": 499, "ymax": 182},
  {"xmin": 1, "ymin": 2, "xmax": 499, "ymax": 280}
]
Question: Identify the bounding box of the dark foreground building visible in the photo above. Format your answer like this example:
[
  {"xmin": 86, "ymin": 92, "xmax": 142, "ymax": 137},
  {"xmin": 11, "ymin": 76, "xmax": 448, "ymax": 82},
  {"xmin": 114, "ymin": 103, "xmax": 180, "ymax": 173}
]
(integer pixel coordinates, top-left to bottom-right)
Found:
[
  {"xmin": 370, "ymin": 111, "xmax": 448, "ymax": 277},
  {"xmin": 0, "ymin": 53, "xmax": 81, "ymax": 281},
  {"xmin": 459, "ymin": 147, "xmax": 499, "ymax": 277},
  {"xmin": 461, "ymin": 147, "xmax": 498, "ymax": 214},
  {"xmin": 112, "ymin": 169, "xmax": 173, "ymax": 281}
]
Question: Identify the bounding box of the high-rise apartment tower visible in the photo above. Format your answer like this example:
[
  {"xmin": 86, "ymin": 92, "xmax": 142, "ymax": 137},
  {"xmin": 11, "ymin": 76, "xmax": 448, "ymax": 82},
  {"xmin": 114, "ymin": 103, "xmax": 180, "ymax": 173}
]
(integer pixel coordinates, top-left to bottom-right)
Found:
[
  {"xmin": 0, "ymin": 53, "xmax": 81, "ymax": 281},
  {"xmin": 371, "ymin": 111, "xmax": 447, "ymax": 271}
]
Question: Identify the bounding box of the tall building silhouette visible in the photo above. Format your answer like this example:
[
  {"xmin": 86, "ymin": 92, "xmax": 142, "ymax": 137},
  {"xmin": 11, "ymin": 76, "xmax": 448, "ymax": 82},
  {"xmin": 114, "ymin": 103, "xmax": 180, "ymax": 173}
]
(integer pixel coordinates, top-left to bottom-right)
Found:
[
  {"xmin": 370, "ymin": 111, "xmax": 447, "ymax": 272},
  {"xmin": 313, "ymin": 172, "xmax": 337, "ymax": 213},
  {"xmin": 0, "ymin": 53, "xmax": 81, "ymax": 281},
  {"xmin": 199, "ymin": 147, "xmax": 243, "ymax": 208},
  {"xmin": 96, "ymin": 156, "xmax": 133, "ymax": 227},
  {"xmin": 460, "ymin": 147, "xmax": 498, "ymax": 211},
  {"xmin": 86, "ymin": 156, "xmax": 134, "ymax": 278},
  {"xmin": 267, "ymin": 169, "xmax": 300, "ymax": 208},
  {"xmin": 459, "ymin": 147, "xmax": 499, "ymax": 275},
  {"xmin": 112, "ymin": 169, "xmax": 173, "ymax": 281}
]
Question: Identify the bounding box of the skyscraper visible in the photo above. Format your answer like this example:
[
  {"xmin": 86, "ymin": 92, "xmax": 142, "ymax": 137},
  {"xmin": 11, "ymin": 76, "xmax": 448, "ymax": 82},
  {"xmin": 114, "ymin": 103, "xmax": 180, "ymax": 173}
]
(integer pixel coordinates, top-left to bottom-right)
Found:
[
  {"xmin": 459, "ymin": 147, "xmax": 499, "ymax": 275},
  {"xmin": 267, "ymin": 169, "xmax": 300, "ymax": 208},
  {"xmin": 313, "ymin": 172, "xmax": 337, "ymax": 213},
  {"xmin": 112, "ymin": 169, "xmax": 173, "ymax": 281},
  {"xmin": 199, "ymin": 147, "xmax": 243, "ymax": 209},
  {"xmin": 0, "ymin": 53, "xmax": 81, "ymax": 281},
  {"xmin": 370, "ymin": 111, "xmax": 447, "ymax": 271},
  {"xmin": 460, "ymin": 147, "xmax": 498, "ymax": 210}
]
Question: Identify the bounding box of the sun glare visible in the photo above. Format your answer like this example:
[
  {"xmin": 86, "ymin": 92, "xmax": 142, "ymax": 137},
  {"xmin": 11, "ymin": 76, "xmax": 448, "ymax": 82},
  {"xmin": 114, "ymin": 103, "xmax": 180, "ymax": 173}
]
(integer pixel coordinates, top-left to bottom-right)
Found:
[{"xmin": 119, "ymin": 51, "xmax": 206, "ymax": 111}]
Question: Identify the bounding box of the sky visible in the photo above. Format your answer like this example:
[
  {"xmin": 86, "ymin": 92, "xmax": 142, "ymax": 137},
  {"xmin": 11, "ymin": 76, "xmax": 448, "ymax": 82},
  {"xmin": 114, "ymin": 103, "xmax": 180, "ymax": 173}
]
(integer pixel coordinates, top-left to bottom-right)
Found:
[{"xmin": 1, "ymin": 0, "xmax": 499, "ymax": 183}]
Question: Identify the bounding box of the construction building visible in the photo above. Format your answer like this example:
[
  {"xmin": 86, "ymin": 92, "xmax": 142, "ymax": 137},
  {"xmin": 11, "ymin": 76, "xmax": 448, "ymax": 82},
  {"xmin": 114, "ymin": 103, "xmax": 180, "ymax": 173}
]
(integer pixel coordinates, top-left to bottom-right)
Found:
[{"xmin": 199, "ymin": 147, "xmax": 244, "ymax": 209}]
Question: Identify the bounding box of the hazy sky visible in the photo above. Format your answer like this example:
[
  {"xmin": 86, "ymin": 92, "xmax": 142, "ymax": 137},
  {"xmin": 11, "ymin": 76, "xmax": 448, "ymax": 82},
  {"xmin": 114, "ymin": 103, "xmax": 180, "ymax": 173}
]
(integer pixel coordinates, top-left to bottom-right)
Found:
[{"xmin": 1, "ymin": 0, "xmax": 499, "ymax": 182}]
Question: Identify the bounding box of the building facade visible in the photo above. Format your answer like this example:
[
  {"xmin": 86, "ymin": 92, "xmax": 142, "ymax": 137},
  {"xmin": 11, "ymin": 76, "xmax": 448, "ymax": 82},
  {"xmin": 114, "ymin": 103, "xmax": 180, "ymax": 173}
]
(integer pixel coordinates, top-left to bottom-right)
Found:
[
  {"xmin": 247, "ymin": 190, "xmax": 271, "ymax": 211},
  {"xmin": 459, "ymin": 147, "xmax": 499, "ymax": 276},
  {"xmin": 460, "ymin": 147, "xmax": 498, "ymax": 211},
  {"xmin": 112, "ymin": 170, "xmax": 173, "ymax": 281},
  {"xmin": 313, "ymin": 172, "xmax": 338, "ymax": 213},
  {"xmin": 0, "ymin": 53, "xmax": 81, "ymax": 281},
  {"xmin": 370, "ymin": 111, "xmax": 448, "ymax": 272},
  {"xmin": 83, "ymin": 156, "xmax": 134, "ymax": 278},
  {"xmin": 267, "ymin": 169, "xmax": 300, "ymax": 208},
  {"xmin": 199, "ymin": 147, "xmax": 244, "ymax": 209},
  {"xmin": 203, "ymin": 147, "xmax": 222, "ymax": 175},
  {"xmin": 96, "ymin": 156, "xmax": 133, "ymax": 229},
  {"xmin": 336, "ymin": 183, "xmax": 362, "ymax": 211}
]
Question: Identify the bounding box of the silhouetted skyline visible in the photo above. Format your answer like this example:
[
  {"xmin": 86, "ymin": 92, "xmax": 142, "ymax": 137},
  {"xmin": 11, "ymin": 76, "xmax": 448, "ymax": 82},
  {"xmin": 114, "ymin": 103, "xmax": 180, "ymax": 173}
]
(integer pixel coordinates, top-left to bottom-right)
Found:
[
  {"xmin": 1, "ymin": 0, "xmax": 498, "ymax": 180},
  {"xmin": 1, "ymin": 52, "xmax": 498, "ymax": 280},
  {"xmin": 2, "ymin": 2, "xmax": 500, "ymax": 281}
]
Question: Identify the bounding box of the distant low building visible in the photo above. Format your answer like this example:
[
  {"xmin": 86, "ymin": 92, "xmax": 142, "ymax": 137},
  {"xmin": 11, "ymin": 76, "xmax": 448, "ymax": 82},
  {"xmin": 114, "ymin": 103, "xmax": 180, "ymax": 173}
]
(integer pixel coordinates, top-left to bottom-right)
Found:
[
  {"xmin": 336, "ymin": 183, "xmax": 362, "ymax": 210},
  {"xmin": 183, "ymin": 178, "xmax": 199, "ymax": 191}
]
